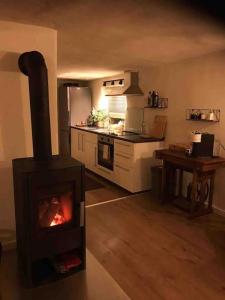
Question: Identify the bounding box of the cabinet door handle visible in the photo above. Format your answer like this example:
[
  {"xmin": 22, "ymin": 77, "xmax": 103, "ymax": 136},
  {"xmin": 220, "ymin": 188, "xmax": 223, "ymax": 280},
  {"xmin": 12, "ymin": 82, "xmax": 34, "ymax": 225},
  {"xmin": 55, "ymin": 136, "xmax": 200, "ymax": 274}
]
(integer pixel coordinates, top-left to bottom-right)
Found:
[
  {"xmin": 115, "ymin": 164, "xmax": 130, "ymax": 172},
  {"xmin": 115, "ymin": 153, "xmax": 130, "ymax": 159}
]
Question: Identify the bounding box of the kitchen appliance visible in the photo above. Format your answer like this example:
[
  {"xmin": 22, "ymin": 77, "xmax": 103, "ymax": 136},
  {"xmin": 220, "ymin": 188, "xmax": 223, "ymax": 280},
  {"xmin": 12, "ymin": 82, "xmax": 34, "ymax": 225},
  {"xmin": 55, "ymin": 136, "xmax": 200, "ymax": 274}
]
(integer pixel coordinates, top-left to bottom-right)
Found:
[
  {"xmin": 58, "ymin": 85, "xmax": 91, "ymax": 155},
  {"xmin": 191, "ymin": 133, "xmax": 214, "ymax": 157},
  {"xmin": 97, "ymin": 135, "xmax": 114, "ymax": 170},
  {"xmin": 104, "ymin": 71, "xmax": 143, "ymax": 96}
]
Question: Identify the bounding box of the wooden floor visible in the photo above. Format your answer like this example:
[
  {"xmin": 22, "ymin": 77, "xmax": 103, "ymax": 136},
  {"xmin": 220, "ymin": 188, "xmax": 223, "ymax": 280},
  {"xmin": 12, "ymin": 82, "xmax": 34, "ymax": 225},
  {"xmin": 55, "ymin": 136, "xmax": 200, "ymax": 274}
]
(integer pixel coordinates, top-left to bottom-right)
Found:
[
  {"xmin": 85, "ymin": 170, "xmax": 131, "ymax": 206},
  {"xmin": 86, "ymin": 191, "xmax": 225, "ymax": 300},
  {"xmin": 0, "ymin": 249, "xmax": 129, "ymax": 300}
]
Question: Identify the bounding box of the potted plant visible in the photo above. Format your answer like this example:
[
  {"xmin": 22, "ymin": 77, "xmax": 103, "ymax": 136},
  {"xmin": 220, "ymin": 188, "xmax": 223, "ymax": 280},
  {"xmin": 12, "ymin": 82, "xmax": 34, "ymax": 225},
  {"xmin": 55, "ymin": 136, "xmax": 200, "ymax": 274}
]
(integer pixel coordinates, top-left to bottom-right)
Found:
[{"xmin": 87, "ymin": 108, "xmax": 109, "ymax": 127}]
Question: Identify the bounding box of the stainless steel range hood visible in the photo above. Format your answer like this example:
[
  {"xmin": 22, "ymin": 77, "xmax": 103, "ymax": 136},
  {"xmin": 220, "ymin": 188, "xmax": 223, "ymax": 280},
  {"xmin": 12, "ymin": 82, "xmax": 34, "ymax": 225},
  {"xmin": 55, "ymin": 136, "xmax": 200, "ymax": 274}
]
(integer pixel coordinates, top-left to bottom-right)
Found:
[
  {"xmin": 104, "ymin": 71, "xmax": 144, "ymax": 96},
  {"xmin": 123, "ymin": 72, "xmax": 143, "ymax": 96}
]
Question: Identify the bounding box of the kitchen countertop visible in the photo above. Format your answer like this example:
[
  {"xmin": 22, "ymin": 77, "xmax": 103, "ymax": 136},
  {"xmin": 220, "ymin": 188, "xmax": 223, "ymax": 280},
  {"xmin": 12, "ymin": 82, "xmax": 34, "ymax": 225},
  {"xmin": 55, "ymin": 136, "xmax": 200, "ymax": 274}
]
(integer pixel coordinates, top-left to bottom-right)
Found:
[{"xmin": 71, "ymin": 126, "xmax": 164, "ymax": 143}]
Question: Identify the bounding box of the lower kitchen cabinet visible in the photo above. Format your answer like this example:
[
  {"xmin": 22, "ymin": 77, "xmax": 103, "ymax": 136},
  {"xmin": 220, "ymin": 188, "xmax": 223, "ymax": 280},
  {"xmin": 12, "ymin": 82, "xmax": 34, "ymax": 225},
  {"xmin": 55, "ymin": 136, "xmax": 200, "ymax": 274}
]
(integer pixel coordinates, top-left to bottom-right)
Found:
[
  {"xmin": 85, "ymin": 137, "xmax": 98, "ymax": 172},
  {"xmin": 71, "ymin": 128, "xmax": 85, "ymax": 163},
  {"xmin": 114, "ymin": 164, "xmax": 133, "ymax": 191},
  {"xmin": 71, "ymin": 128, "xmax": 97, "ymax": 167},
  {"xmin": 114, "ymin": 139, "xmax": 163, "ymax": 193},
  {"xmin": 71, "ymin": 128, "xmax": 164, "ymax": 193}
]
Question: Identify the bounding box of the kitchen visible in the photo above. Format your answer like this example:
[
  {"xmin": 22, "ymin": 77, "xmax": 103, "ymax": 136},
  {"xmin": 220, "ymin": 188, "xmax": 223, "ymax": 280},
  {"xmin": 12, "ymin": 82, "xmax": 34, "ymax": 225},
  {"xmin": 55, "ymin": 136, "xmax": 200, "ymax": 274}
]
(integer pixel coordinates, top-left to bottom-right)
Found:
[
  {"xmin": 58, "ymin": 71, "xmax": 166, "ymax": 193},
  {"xmin": 1, "ymin": 1, "xmax": 225, "ymax": 299}
]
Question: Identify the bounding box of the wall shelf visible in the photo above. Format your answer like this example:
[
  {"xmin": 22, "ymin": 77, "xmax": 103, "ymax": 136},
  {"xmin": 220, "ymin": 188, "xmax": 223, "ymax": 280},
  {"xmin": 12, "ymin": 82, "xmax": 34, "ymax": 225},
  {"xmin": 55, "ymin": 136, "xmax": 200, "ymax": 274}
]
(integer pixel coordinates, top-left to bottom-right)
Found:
[{"xmin": 186, "ymin": 109, "xmax": 220, "ymax": 122}]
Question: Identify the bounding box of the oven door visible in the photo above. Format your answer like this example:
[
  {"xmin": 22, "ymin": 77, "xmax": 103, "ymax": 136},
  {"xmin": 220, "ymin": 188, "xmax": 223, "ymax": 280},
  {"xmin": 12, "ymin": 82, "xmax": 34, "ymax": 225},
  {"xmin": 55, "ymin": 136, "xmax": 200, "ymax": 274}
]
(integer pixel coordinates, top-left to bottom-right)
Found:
[{"xmin": 98, "ymin": 141, "xmax": 114, "ymax": 171}]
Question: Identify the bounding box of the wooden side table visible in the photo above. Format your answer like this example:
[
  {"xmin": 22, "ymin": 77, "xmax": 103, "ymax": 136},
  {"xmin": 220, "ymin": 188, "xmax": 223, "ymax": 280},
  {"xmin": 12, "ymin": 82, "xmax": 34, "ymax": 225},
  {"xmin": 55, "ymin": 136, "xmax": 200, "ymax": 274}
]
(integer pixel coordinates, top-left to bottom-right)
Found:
[{"xmin": 155, "ymin": 149, "xmax": 225, "ymax": 217}]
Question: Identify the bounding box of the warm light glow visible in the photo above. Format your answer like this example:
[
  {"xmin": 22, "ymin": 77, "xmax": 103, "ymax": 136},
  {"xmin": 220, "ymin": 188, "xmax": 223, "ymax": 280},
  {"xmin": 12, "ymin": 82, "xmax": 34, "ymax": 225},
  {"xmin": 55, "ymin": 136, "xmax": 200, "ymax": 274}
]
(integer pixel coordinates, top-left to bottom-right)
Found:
[
  {"xmin": 58, "ymin": 70, "xmax": 122, "ymax": 80},
  {"xmin": 99, "ymin": 87, "xmax": 108, "ymax": 110},
  {"xmin": 39, "ymin": 191, "xmax": 73, "ymax": 228},
  {"xmin": 50, "ymin": 213, "xmax": 65, "ymax": 227}
]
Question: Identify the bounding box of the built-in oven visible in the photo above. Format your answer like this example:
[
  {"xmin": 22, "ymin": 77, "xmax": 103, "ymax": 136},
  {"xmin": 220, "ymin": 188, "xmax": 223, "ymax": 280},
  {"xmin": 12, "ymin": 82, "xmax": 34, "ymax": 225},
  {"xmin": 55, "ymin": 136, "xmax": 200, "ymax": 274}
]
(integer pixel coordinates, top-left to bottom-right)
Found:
[{"xmin": 97, "ymin": 135, "xmax": 114, "ymax": 171}]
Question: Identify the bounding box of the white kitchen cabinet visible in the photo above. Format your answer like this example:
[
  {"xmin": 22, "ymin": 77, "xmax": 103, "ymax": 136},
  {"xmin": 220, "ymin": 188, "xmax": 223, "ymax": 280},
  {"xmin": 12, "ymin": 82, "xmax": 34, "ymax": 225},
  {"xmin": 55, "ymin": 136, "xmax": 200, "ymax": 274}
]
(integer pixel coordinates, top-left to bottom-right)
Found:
[
  {"xmin": 71, "ymin": 128, "xmax": 115, "ymax": 182},
  {"xmin": 114, "ymin": 139, "xmax": 163, "ymax": 193},
  {"xmin": 71, "ymin": 128, "xmax": 85, "ymax": 163},
  {"xmin": 71, "ymin": 128, "xmax": 97, "ymax": 168},
  {"xmin": 114, "ymin": 164, "xmax": 133, "ymax": 191},
  {"xmin": 84, "ymin": 133, "xmax": 98, "ymax": 172},
  {"xmin": 71, "ymin": 128, "xmax": 164, "ymax": 193}
]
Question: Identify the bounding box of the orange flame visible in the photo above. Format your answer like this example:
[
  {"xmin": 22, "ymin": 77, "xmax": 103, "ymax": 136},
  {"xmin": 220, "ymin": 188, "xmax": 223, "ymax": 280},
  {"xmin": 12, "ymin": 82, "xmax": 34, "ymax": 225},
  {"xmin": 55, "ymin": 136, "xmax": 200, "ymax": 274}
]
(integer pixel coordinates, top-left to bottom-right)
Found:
[{"xmin": 50, "ymin": 213, "xmax": 65, "ymax": 227}]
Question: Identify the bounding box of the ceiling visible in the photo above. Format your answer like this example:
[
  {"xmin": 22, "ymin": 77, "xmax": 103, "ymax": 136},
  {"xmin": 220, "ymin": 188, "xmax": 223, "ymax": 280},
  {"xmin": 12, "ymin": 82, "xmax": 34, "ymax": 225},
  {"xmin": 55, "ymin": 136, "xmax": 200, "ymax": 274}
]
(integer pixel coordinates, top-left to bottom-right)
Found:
[{"xmin": 0, "ymin": 0, "xmax": 225, "ymax": 79}]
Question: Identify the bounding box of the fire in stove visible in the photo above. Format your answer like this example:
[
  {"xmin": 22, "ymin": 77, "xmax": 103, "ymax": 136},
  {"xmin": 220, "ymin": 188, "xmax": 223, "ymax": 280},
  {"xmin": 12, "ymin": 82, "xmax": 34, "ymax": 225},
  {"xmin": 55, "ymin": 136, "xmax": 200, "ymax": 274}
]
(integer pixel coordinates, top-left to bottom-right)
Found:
[
  {"xmin": 50, "ymin": 212, "xmax": 65, "ymax": 227},
  {"xmin": 39, "ymin": 192, "xmax": 73, "ymax": 228}
]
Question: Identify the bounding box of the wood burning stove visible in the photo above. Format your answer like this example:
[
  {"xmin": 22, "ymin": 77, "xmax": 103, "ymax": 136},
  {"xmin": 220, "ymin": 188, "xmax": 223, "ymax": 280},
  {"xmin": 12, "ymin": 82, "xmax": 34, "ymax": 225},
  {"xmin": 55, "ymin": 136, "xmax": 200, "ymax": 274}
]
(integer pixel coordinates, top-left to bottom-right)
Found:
[{"xmin": 12, "ymin": 51, "xmax": 85, "ymax": 287}]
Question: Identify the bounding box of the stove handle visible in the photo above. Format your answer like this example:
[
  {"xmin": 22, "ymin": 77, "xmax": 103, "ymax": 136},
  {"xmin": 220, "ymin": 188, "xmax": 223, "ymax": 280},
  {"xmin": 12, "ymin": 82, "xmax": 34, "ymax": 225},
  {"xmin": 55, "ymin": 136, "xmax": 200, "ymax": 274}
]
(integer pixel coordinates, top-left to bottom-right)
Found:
[{"xmin": 80, "ymin": 202, "xmax": 85, "ymax": 227}]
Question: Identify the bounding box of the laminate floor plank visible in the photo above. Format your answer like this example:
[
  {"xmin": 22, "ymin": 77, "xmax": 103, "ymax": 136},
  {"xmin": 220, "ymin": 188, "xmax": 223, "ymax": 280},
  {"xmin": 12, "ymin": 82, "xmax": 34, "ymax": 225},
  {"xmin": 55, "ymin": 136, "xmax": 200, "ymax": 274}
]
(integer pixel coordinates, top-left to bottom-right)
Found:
[{"xmin": 86, "ymin": 192, "xmax": 225, "ymax": 300}]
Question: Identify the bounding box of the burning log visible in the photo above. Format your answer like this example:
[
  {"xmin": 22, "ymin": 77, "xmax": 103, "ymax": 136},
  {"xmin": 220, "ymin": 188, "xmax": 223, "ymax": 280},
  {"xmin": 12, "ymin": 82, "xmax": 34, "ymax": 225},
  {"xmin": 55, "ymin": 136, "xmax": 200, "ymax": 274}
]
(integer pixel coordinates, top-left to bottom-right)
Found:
[{"xmin": 39, "ymin": 198, "xmax": 61, "ymax": 227}]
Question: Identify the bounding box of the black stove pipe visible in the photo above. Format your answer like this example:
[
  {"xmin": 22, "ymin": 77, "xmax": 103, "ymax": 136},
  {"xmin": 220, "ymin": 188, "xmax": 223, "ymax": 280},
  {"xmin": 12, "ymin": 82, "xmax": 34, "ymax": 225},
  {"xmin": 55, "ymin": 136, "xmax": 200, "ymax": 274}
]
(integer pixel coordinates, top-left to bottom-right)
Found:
[{"xmin": 18, "ymin": 51, "xmax": 52, "ymax": 160}]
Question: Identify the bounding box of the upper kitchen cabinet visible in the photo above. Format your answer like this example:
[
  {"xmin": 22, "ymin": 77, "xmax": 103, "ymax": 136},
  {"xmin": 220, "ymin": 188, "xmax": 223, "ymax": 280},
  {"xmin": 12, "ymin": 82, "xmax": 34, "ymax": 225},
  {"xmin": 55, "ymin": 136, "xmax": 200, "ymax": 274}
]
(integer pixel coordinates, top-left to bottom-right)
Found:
[{"xmin": 103, "ymin": 71, "xmax": 143, "ymax": 97}]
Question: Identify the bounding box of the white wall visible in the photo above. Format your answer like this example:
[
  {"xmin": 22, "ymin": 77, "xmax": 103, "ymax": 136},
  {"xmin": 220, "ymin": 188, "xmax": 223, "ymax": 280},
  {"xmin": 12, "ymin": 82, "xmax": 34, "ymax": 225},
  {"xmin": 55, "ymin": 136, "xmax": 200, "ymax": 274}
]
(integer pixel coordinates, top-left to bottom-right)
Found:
[
  {"xmin": 90, "ymin": 50, "xmax": 225, "ymax": 212},
  {"xmin": 142, "ymin": 50, "xmax": 225, "ymax": 212},
  {"xmin": 0, "ymin": 21, "xmax": 58, "ymax": 246}
]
